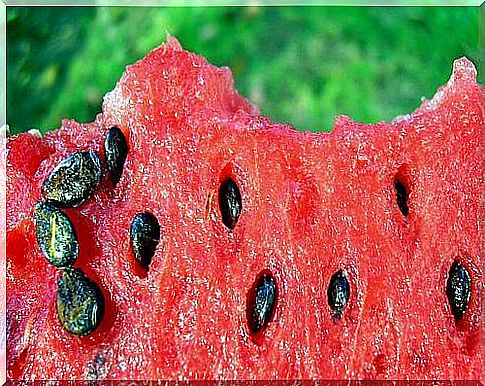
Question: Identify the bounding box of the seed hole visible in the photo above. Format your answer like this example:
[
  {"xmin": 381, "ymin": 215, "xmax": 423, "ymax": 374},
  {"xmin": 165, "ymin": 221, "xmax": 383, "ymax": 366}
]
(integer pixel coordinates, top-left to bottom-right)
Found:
[
  {"xmin": 218, "ymin": 178, "xmax": 242, "ymax": 230},
  {"xmin": 327, "ymin": 269, "xmax": 350, "ymax": 318},
  {"xmin": 394, "ymin": 179, "xmax": 409, "ymax": 217},
  {"xmin": 393, "ymin": 165, "xmax": 412, "ymax": 217},
  {"xmin": 246, "ymin": 270, "xmax": 277, "ymax": 337},
  {"xmin": 446, "ymin": 260, "xmax": 471, "ymax": 322}
]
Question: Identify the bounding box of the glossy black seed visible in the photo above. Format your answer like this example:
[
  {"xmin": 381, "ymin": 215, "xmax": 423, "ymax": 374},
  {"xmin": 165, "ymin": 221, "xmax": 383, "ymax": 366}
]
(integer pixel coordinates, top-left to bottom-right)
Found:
[
  {"xmin": 42, "ymin": 151, "xmax": 102, "ymax": 208},
  {"xmin": 130, "ymin": 212, "xmax": 160, "ymax": 269},
  {"xmin": 57, "ymin": 268, "xmax": 105, "ymax": 337},
  {"xmin": 394, "ymin": 179, "xmax": 409, "ymax": 217},
  {"xmin": 446, "ymin": 261, "xmax": 471, "ymax": 322},
  {"xmin": 219, "ymin": 178, "xmax": 242, "ymax": 230},
  {"xmin": 33, "ymin": 201, "xmax": 79, "ymax": 268},
  {"xmin": 327, "ymin": 270, "xmax": 350, "ymax": 316},
  {"xmin": 104, "ymin": 126, "xmax": 128, "ymax": 186},
  {"xmin": 247, "ymin": 271, "xmax": 277, "ymax": 335}
]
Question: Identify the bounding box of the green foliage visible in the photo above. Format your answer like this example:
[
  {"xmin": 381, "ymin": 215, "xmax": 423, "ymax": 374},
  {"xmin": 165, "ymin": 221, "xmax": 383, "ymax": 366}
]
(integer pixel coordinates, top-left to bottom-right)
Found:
[{"xmin": 7, "ymin": 7, "xmax": 479, "ymax": 134}]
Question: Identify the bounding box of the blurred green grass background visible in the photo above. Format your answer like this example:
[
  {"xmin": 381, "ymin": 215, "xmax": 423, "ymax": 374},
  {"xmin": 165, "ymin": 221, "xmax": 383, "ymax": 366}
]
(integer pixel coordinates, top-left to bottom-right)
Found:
[{"xmin": 7, "ymin": 6, "xmax": 480, "ymax": 134}]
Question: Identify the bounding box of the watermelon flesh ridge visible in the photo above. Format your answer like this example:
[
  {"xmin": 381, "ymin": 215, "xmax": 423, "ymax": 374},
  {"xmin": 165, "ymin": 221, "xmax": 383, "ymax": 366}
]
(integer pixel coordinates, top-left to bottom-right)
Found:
[{"xmin": 4, "ymin": 37, "xmax": 484, "ymax": 380}]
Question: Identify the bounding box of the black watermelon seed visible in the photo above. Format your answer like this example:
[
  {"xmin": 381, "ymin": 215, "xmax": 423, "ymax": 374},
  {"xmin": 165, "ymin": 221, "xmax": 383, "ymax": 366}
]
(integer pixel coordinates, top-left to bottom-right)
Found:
[
  {"xmin": 57, "ymin": 268, "xmax": 105, "ymax": 337},
  {"xmin": 327, "ymin": 270, "xmax": 350, "ymax": 317},
  {"xmin": 34, "ymin": 201, "xmax": 79, "ymax": 268},
  {"xmin": 104, "ymin": 126, "xmax": 128, "ymax": 186},
  {"xmin": 247, "ymin": 270, "xmax": 277, "ymax": 335},
  {"xmin": 446, "ymin": 260, "xmax": 471, "ymax": 322},
  {"xmin": 219, "ymin": 178, "xmax": 242, "ymax": 230},
  {"xmin": 394, "ymin": 179, "xmax": 409, "ymax": 217},
  {"xmin": 42, "ymin": 151, "xmax": 102, "ymax": 208},
  {"xmin": 130, "ymin": 212, "xmax": 161, "ymax": 269}
]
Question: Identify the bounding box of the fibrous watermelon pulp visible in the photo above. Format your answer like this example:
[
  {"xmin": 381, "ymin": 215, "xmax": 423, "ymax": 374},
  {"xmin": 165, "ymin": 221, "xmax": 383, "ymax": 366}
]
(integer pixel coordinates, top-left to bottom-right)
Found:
[{"xmin": 5, "ymin": 37, "xmax": 483, "ymax": 380}]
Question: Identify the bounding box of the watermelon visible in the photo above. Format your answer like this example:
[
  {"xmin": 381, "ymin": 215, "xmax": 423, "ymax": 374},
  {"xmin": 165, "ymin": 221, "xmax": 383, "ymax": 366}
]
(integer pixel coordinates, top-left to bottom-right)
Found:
[{"xmin": 4, "ymin": 37, "xmax": 483, "ymax": 380}]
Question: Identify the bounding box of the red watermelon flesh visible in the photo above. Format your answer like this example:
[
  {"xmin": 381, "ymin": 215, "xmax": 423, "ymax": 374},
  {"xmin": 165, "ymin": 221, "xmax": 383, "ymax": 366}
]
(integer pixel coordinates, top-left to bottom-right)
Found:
[{"xmin": 5, "ymin": 37, "xmax": 483, "ymax": 380}]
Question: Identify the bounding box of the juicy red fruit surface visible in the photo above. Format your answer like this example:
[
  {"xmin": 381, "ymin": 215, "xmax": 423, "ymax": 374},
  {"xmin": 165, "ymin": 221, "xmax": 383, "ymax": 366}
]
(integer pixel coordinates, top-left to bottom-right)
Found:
[{"xmin": 5, "ymin": 37, "xmax": 483, "ymax": 380}]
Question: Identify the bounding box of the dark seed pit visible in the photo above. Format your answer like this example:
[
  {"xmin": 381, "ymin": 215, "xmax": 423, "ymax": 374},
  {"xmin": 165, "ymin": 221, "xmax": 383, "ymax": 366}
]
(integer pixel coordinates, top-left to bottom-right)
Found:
[
  {"xmin": 42, "ymin": 151, "xmax": 102, "ymax": 208},
  {"xmin": 85, "ymin": 351, "xmax": 110, "ymax": 380},
  {"xmin": 130, "ymin": 212, "xmax": 161, "ymax": 269},
  {"xmin": 57, "ymin": 268, "xmax": 105, "ymax": 337},
  {"xmin": 394, "ymin": 178, "xmax": 409, "ymax": 217},
  {"xmin": 104, "ymin": 126, "xmax": 128, "ymax": 186},
  {"xmin": 247, "ymin": 270, "xmax": 277, "ymax": 335},
  {"xmin": 446, "ymin": 260, "xmax": 471, "ymax": 322},
  {"xmin": 219, "ymin": 178, "xmax": 242, "ymax": 230},
  {"xmin": 34, "ymin": 201, "xmax": 79, "ymax": 268},
  {"xmin": 327, "ymin": 270, "xmax": 350, "ymax": 317}
]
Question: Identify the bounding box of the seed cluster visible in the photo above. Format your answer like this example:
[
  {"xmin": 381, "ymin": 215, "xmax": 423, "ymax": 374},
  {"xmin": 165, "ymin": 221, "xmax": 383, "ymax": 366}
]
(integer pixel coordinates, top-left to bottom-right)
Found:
[
  {"xmin": 223, "ymin": 173, "xmax": 473, "ymax": 338},
  {"xmin": 34, "ymin": 126, "xmax": 131, "ymax": 337},
  {"xmin": 33, "ymin": 124, "xmax": 473, "ymax": 340}
]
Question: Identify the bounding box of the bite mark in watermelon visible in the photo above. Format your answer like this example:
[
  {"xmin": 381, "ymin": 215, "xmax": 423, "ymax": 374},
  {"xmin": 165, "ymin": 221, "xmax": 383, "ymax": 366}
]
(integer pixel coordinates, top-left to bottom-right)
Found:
[{"xmin": 4, "ymin": 37, "xmax": 483, "ymax": 380}]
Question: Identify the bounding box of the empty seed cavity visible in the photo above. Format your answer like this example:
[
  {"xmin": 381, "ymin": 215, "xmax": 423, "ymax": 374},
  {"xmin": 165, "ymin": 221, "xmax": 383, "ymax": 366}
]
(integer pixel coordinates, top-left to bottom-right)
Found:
[
  {"xmin": 130, "ymin": 212, "xmax": 161, "ymax": 269},
  {"xmin": 42, "ymin": 151, "xmax": 102, "ymax": 208},
  {"xmin": 104, "ymin": 126, "xmax": 128, "ymax": 186},
  {"xmin": 34, "ymin": 201, "xmax": 79, "ymax": 268},
  {"xmin": 327, "ymin": 270, "xmax": 350, "ymax": 318},
  {"xmin": 57, "ymin": 268, "xmax": 105, "ymax": 337},
  {"xmin": 247, "ymin": 270, "xmax": 277, "ymax": 336},
  {"xmin": 446, "ymin": 260, "xmax": 471, "ymax": 322},
  {"xmin": 219, "ymin": 178, "xmax": 242, "ymax": 230}
]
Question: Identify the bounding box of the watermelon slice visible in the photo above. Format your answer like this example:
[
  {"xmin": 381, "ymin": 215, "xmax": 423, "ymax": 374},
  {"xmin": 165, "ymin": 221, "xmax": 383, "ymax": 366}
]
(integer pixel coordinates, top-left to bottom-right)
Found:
[{"xmin": 4, "ymin": 37, "xmax": 483, "ymax": 380}]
